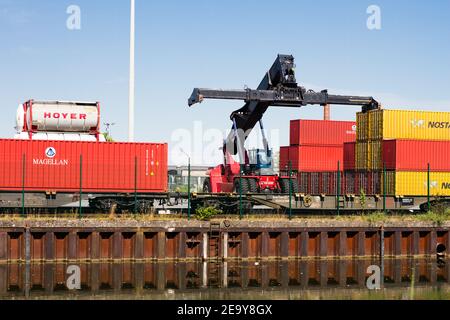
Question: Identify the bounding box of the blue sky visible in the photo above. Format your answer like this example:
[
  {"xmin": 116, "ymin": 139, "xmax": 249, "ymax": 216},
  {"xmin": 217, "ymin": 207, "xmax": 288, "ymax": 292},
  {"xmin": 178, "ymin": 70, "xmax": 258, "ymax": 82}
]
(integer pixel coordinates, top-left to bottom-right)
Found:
[{"xmin": 1, "ymin": 0, "xmax": 449, "ymax": 165}]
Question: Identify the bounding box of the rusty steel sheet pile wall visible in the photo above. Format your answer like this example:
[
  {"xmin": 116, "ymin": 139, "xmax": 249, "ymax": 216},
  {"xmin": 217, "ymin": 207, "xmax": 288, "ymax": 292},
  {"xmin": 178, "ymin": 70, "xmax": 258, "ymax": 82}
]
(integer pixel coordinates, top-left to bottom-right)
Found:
[{"xmin": 0, "ymin": 221, "xmax": 448, "ymax": 262}]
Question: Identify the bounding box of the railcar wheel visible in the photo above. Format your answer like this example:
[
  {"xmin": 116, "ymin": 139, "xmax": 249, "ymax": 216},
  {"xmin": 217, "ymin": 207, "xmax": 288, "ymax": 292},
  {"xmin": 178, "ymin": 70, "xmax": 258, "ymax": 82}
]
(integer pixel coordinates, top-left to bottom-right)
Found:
[
  {"xmin": 291, "ymin": 179, "xmax": 299, "ymax": 193},
  {"xmin": 248, "ymin": 179, "xmax": 259, "ymax": 193},
  {"xmin": 279, "ymin": 179, "xmax": 288, "ymax": 193},
  {"xmin": 304, "ymin": 195, "xmax": 313, "ymax": 208},
  {"xmin": 233, "ymin": 179, "xmax": 250, "ymax": 194},
  {"xmin": 280, "ymin": 178, "xmax": 299, "ymax": 194}
]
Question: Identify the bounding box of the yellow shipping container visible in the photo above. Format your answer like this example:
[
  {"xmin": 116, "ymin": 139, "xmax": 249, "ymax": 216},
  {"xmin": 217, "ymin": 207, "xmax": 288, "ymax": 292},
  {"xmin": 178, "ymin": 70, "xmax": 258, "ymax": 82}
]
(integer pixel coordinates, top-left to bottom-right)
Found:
[
  {"xmin": 369, "ymin": 109, "xmax": 450, "ymax": 141},
  {"xmin": 368, "ymin": 110, "xmax": 381, "ymax": 140},
  {"xmin": 355, "ymin": 140, "xmax": 382, "ymax": 170},
  {"xmin": 356, "ymin": 112, "xmax": 369, "ymax": 141},
  {"xmin": 355, "ymin": 142, "xmax": 368, "ymax": 170},
  {"xmin": 387, "ymin": 172, "xmax": 450, "ymax": 196}
]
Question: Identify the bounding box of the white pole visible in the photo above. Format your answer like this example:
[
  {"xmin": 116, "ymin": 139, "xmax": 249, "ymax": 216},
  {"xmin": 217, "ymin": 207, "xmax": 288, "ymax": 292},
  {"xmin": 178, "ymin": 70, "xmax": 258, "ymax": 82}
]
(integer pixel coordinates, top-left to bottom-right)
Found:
[{"xmin": 128, "ymin": 0, "xmax": 135, "ymax": 142}]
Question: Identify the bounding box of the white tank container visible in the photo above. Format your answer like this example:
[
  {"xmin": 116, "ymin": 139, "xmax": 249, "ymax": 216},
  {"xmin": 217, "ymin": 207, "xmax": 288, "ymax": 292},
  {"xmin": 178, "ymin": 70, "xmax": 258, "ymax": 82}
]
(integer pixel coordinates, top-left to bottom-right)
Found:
[{"xmin": 18, "ymin": 100, "xmax": 100, "ymax": 133}]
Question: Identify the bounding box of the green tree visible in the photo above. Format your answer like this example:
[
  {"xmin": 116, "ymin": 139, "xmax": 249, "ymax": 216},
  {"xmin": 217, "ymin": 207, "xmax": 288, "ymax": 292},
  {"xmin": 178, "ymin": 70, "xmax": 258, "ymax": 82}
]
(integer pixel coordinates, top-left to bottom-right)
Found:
[
  {"xmin": 103, "ymin": 132, "xmax": 115, "ymax": 142},
  {"xmin": 360, "ymin": 188, "xmax": 367, "ymax": 209}
]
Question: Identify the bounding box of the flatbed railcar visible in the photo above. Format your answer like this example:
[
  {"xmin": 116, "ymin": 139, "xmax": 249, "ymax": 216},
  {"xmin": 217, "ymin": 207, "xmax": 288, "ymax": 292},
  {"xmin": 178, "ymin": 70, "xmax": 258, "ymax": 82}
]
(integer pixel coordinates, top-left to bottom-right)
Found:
[{"xmin": 0, "ymin": 138, "xmax": 171, "ymax": 213}]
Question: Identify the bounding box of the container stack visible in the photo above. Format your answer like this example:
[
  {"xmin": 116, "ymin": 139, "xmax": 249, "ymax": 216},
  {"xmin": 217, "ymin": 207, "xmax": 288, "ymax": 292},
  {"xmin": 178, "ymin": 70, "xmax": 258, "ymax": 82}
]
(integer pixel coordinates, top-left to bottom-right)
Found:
[
  {"xmin": 279, "ymin": 120, "xmax": 357, "ymax": 195},
  {"xmin": 279, "ymin": 119, "xmax": 357, "ymax": 172},
  {"xmin": 354, "ymin": 109, "xmax": 450, "ymax": 196}
]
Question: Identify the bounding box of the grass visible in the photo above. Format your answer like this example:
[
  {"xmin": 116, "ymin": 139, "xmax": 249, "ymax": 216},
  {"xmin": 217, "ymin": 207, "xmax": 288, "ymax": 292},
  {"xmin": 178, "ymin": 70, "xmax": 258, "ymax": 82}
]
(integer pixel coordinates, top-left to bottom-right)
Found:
[
  {"xmin": 362, "ymin": 211, "xmax": 388, "ymax": 224},
  {"xmin": 414, "ymin": 209, "xmax": 450, "ymax": 226},
  {"xmin": 0, "ymin": 208, "xmax": 449, "ymax": 225}
]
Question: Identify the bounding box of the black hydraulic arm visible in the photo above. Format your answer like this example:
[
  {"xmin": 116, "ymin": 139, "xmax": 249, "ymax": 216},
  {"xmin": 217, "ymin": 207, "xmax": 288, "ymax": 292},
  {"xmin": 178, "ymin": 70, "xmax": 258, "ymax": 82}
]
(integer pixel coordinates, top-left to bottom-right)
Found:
[
  {"xmin": 188, "ymin": 54, "xmax": 379, "ymax": 155},
  {"xmin": 188, "ymin": 87, "xmax": 378, "ymax": 109}
]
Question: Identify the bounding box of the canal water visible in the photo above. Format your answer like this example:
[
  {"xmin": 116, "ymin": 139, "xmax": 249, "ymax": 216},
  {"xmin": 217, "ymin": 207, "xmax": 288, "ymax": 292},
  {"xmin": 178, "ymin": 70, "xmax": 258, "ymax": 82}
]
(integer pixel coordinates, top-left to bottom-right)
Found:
[{"xmin": 0, "ymin": 258, "xmax": 448, "ymax": 300}]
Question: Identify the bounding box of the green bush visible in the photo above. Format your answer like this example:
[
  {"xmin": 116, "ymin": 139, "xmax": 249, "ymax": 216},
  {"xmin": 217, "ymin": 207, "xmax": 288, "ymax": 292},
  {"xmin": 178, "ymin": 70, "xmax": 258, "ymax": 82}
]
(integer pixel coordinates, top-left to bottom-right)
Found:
[
  {"xmin": 417, "ymin": 210, "xmax": 450, "ymax": 226},
  {"xmin": 103, "ymin": 132, "xmax": 115, "ymax": 142},
  {"xmin": 360, "ymin": 188, "xmax": 367, "ymax": 209},
  {"xmin": 364, "ymin": 211, "xmax": 387, "ymax": 224},
  {"xmin": 195, "ymin": 206, "xmax": 222, "ymax": 221}
]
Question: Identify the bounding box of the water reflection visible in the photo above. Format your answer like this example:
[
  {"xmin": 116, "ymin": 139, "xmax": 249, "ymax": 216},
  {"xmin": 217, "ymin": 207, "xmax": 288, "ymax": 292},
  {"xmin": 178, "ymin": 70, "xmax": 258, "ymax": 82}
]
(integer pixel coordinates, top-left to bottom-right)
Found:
[{"xmin": 0, "ymin": 258, "xmax": 448, "ymax": 300}]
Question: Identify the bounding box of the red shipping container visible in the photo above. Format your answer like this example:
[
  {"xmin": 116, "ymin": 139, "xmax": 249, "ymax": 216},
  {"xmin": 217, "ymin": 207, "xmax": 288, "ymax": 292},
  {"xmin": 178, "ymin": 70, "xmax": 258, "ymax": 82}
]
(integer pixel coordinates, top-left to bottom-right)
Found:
[
  {"xmin": 343, "ymin": 142, "xmax": 356, "ymax": 171},
  {"xmin": 0, "ymin": 139, "xmax": 168, "ymax": 193},
  {"xmin": 280, "ymin": 145, "xmax": 344, "ymax": 172},
  {"xmin": 383, "ymin": 140, "xmax": 450, "ymax": 171},
  {"xmin": 290, "ymin": 120, "xmax": 357, "ymax": 146},
  {"xmin": 279, "ymin": 146, "xmax": 290, "ymax": 171}
]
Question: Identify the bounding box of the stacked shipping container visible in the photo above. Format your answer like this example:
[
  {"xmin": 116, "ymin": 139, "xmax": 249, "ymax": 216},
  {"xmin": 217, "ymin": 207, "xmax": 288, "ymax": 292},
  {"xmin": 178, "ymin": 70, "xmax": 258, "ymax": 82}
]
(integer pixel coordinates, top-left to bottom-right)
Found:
[
  {"xmin": 289, "ymin": 120, "xmax": 357, "ymax": 146},
  {"xmin": 281, "ymin": 110, "xmax": 450, "ymax": 197},
  {"xmin": 354, "ymin": 109, "xmax": 450, "ymax": 196},
  {"xmin": 279, "ymin": 120, "xmax": 357, "ymax": 196},
  {"xmin": 280, "ymin": 145, "xmax": 345, "ymax": 172},
  {"xmin": 280, "ymin": 120, "xmax": 357, "ymax": 172},
  {"xmin": 383, "ymin": 140, "xmax": 450, "ymax": 171}
]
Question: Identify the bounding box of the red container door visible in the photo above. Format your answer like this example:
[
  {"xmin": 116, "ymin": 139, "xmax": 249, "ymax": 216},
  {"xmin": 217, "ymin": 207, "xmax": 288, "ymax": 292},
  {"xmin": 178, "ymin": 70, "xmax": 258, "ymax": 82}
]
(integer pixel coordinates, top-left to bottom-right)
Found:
[
  {"xmin": 290, "ymin": 120, "xmax": 301, "ymax": 146},
  {"xmin": 382, "ymin": 140, "xmax": 397, "ymax": 170},
  {"xmin": 279, "ymin": 146, "xmax": 290, "ymax": 171},
  {"xmin": 343, "ymin": 142, "xmax": 356, "ymax": 171}
]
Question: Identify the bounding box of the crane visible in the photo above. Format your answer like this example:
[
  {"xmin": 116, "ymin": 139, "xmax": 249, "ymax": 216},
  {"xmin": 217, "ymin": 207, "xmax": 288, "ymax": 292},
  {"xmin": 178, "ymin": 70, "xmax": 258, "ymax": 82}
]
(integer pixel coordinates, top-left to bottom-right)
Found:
[{"xmin": 188, "ymin": 54, "xmax": 380, "ymax": 194}]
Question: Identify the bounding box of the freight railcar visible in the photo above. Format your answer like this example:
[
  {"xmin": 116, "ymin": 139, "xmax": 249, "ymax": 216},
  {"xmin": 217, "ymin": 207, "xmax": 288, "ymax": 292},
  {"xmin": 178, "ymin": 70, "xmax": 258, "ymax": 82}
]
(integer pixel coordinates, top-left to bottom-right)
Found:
[
  {"xmin": 0, "ymin": 140, "xmax": 168, "ymax": 210},
  {"xmin": 0, "ymin": 100, "xmax": 171, "ymax": 213},
  {"xmin": 0, "ymin": 100, "xmax": 214, "ymax": 214},
  {"xmin": 0, "ymin": 139, "xmax": 168, "ymax": 213}
]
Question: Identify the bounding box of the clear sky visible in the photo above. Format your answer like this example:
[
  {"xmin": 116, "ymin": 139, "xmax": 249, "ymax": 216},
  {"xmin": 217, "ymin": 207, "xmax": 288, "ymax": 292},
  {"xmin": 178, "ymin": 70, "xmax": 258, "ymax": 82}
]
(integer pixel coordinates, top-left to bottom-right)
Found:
[{"xmin": 1, "ymin": 0, "xmax": 449, "ymax": 165}]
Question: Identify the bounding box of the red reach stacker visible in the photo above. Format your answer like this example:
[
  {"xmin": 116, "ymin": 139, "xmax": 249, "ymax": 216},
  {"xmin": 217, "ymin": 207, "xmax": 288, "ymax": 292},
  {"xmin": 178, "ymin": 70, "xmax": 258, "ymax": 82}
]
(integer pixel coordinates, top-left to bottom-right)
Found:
[{"xmin": 188, "ymin": 54, "xmax": 379, "ymax": 194}]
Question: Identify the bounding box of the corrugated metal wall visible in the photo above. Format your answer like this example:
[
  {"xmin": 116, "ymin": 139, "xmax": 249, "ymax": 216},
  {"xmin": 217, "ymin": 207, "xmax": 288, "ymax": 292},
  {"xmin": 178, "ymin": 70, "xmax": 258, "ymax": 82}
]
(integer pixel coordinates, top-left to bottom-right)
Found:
[{"xmin": 0, "ymin": 139, "xmax": 168, "ymax": 193}]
